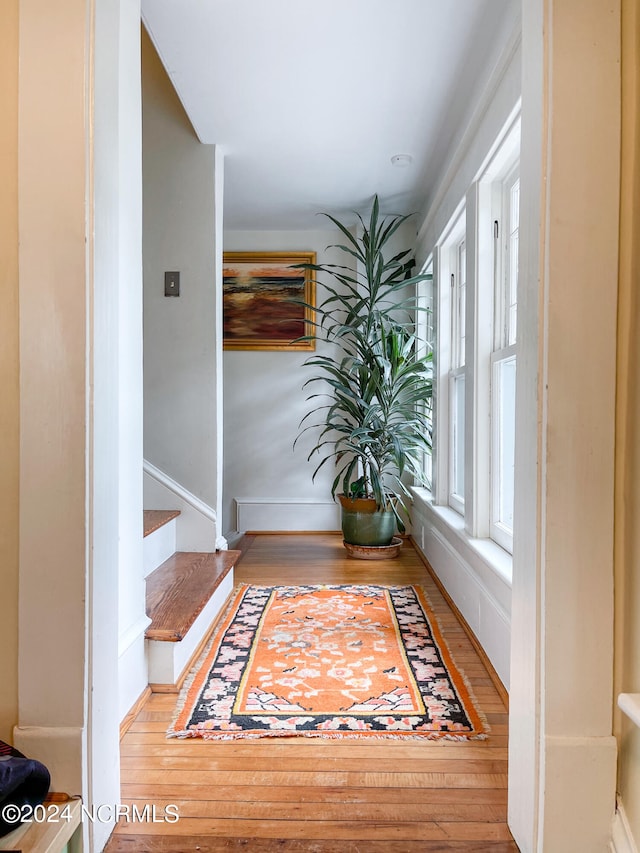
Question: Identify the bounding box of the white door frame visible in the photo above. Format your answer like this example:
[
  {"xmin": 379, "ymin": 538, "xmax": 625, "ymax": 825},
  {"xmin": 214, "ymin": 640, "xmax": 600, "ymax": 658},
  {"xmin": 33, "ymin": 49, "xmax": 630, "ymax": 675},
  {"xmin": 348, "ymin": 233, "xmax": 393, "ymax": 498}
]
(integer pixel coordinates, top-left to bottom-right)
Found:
[{"xmin": 509, "ymin": 1, "xmax": 620, "ymax": 850}]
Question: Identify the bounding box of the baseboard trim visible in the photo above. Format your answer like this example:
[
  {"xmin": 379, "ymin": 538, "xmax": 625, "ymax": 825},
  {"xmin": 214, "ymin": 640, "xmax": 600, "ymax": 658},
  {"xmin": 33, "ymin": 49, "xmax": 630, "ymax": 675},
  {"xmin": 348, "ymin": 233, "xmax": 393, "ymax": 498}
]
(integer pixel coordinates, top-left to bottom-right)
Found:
[
  {"xmin": 246, "ymin": 529, "xmax": 342, "ymax": 535},
  {"xmin": 541, "ymin": 734, "xmax": 617, "ymax": 851},
  {"xmin": 611, "ymin": 799, "xmax": 639, "ymax": 853},
  {"xmin": 236, "ymin": 498, "xmax": 340, "ymax": 532},
  {"xmin": 120, "ymin": 686, "xmax": 152, "ymax": 740},
  {"xmin": 410, "ymin": 535, "xmax": 509, "ymax": 710},
  {"xmin": 149, "ymin": 682, "xmax": 180, "ymax": 695}
]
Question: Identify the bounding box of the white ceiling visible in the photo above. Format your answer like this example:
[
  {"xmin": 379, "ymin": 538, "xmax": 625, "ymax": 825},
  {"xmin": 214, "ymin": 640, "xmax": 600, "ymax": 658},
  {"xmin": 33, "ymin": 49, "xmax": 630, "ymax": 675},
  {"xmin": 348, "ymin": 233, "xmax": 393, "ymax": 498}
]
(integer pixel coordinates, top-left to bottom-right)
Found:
[{"xmin": 142, "ymin": 0, "xmax": 520, "ymax": 230}]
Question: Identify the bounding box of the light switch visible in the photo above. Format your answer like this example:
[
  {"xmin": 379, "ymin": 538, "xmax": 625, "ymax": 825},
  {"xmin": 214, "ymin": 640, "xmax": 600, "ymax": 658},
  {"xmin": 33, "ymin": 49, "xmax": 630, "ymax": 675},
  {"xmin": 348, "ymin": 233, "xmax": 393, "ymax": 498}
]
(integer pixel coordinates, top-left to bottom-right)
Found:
[{"xmin": 164, "ymin": 271, "xmax": 180, "ymax": 296}]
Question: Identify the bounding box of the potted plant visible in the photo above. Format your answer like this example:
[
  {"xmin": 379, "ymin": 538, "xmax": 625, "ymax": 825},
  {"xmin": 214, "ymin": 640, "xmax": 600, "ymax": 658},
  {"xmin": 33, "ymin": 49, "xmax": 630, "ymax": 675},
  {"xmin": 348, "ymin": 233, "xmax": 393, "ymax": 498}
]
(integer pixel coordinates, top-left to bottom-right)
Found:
[{"xmin": 294, "ymin": 196, "xmax": 433, "ymax": 555}]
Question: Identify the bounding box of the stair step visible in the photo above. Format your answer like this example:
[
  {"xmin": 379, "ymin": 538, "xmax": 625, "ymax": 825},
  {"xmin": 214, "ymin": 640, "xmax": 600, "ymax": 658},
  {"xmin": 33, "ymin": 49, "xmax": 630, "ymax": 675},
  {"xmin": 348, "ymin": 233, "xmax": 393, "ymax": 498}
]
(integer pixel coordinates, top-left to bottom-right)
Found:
[
  {"xmin": 0, "ymin": 797, "xmax": 81, "ymax": 852},
  {"xmin": 145, "ymin": 550, "xmax": 240, "ymax": 642},
  {"xmin": 143, "ymin": 509, "xmax": 181, "ymax": 537}
]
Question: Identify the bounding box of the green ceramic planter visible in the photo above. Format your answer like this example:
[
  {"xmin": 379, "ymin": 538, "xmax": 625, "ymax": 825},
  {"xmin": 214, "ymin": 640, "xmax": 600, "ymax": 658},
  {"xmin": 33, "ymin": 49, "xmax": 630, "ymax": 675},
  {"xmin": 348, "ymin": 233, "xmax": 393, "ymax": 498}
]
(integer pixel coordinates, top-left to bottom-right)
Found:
[{"xmin": 339, "ymin": 495, "xmax": 395, "ymax": 547}]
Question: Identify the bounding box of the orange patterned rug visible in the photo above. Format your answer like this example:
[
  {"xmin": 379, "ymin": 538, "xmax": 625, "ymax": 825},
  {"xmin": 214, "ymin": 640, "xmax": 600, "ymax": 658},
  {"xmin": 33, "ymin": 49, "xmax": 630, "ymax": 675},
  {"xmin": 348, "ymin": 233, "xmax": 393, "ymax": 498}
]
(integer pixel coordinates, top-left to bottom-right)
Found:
[{"xmin": 168, "ymin": 584, "xmax": 488, "ymax": 740}]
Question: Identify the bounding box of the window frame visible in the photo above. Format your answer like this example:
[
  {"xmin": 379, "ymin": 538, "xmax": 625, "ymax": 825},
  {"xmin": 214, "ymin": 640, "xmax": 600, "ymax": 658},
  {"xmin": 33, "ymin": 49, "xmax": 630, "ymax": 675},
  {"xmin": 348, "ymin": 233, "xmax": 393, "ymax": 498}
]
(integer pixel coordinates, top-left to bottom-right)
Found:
[
  {"xmin": 488, "ymin": 162, "xmax": 520, "ymax": 551},
  {"xmin": 426, "ymin": 116, "xmax": 520, "ymax": 555},
  {"xmin": 417, "ymin": 259, "xmax": 435, "ymax": 490},
  {"xmin": 432, "ymin": 208, "xmax": 466, "ymax": 516}
]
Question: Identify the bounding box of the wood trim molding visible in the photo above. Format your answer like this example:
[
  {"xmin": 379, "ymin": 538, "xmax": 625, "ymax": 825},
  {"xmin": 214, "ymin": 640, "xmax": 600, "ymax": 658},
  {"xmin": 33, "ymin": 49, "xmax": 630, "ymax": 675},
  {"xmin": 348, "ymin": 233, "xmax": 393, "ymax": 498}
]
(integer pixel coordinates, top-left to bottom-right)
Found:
[
  {"xmin": 610, "ymin": 798, "xmax": 639, "ymax": 853},
  {"xmin": 120, "ymin": 686, "xmax": 152, "ymax": 740},
  {"xmin": 143, "ymin": 459, "xmax": 216, "ymax": 523},
  {"xmin": 618, "ymin": 693, "xmax": 640, "ymax": 729},
  {"xmin": 246, "ymin": 529, "xmax": 342, "ymax": 535},
  {"xmin": 236, "ymin": 498, "xmax": 340, "ymax": 532}
]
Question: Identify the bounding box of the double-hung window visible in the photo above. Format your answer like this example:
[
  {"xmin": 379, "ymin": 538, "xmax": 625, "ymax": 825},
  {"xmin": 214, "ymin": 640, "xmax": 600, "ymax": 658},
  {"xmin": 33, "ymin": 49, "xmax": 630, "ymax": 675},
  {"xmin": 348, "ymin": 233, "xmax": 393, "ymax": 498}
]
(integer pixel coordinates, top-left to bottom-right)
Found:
[
  {"xmin": 418, "ymin": 261, "xmax": 435, "ymax": 489},
  {"xmin": 449, "ymin": 237, "xmax": 466, "ymax": 514},
  {"xmin": 432, "ymin": 211, "xmax": 466, "ymax": 516},
  {"xmin": 425, "ymin": 114, "xmax": 520, "ymax": 560},
  {"xmin": 490, "ymin": 167, "xmax": 519, "ymax": 550}
]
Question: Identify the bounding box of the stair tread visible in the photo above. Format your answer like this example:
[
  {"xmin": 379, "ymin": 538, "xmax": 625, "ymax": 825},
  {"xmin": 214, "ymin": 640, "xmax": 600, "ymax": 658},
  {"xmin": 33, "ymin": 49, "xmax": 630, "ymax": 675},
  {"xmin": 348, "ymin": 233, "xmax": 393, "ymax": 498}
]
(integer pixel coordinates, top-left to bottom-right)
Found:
[
  {"xmin": 145, "ymin": 550, "xmax": 240, "ymax": 642},
  {"xmin": 143, "ymin": 509, "xmax": 181, "ymax": 537}
]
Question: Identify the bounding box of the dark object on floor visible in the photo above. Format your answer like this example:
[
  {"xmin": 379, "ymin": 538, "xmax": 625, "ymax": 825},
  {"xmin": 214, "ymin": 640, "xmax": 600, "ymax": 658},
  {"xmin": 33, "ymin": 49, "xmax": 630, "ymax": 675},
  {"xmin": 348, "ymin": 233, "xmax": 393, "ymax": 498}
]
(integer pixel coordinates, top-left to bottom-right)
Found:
[{"xmin": 0, "ymin": 740, "xmax": 50, "ymax": 838}]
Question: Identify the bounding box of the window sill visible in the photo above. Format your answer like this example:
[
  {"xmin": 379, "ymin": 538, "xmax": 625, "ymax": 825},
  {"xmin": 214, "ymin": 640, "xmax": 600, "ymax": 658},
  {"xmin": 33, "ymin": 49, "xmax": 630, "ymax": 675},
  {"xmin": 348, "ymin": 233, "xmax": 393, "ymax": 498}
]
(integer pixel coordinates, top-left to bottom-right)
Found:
[{"xmin": 411, "ymin": 486, "xmax": 513, "ymax": 586}]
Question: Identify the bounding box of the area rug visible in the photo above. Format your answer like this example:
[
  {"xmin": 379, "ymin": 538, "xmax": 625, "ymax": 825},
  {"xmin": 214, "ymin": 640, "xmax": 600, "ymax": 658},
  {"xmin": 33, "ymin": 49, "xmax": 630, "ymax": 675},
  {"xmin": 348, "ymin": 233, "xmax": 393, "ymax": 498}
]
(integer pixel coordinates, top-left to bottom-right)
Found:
[{"xmin": 168, "ymin": 584, "xmax": 488, "ymax": 741}]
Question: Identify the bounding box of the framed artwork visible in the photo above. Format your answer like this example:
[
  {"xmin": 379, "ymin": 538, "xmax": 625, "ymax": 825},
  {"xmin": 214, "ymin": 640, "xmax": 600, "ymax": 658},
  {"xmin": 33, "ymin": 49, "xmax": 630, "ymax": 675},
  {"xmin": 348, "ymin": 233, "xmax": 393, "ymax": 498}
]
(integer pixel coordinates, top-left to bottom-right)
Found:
[{"xmin": 222, "ymin": 251, "xmax": 316, "ymax": 351}]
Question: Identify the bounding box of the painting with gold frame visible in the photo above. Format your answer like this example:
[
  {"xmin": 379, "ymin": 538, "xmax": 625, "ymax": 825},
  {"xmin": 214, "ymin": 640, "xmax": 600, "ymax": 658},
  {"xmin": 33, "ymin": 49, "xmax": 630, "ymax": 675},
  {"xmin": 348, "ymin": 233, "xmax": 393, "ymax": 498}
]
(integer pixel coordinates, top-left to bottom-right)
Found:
[{"xmin": 222, "ymin": 251, "xmax": 316, "ymax": 351}]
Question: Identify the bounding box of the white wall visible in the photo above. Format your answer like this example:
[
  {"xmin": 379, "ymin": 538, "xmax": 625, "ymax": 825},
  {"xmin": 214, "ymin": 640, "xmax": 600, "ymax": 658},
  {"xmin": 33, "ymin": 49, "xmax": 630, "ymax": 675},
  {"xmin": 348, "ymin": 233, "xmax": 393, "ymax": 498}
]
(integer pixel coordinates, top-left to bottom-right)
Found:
[
  {"xmin": 142, "ymin": 28, "xmax": 221, "ymax": 530},
  {"xmin": 222, "ymin": 221, "xmax": 416, "ymax": 536},
  {"xmin": 415, "ymin": 35, "xmax": 521, "ymax": 268},
  {"xmin": 223, "ymin": 230, "xmax": 345, "ymax": 535}
]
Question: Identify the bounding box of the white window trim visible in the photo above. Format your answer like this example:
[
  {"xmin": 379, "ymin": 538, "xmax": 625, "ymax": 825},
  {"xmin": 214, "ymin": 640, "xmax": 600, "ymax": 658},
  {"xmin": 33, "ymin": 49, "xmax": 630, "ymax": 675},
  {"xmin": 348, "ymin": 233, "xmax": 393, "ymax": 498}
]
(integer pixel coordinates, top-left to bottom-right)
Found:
[
  {"xmin": 475, "ymin": 122, "xmax": 520, "ymax": 555},
  {"xmin": 417, "ymin": 258, "xmax": 434, "ymax": 489},
  {"xmin": 433, "ymin": 208, "xmax": 466, "ymax": 515},
  {"xmin": 448, "ymin": 367, "xmax": 465, "ymax": 514},
  {"xmin": 465, "ymin": 182, "xmax": 491, "ymax": 539},
  {"xmin": 486, "ymin": 159, "xmax": 520, "ymax": 554},
  {"xmin": 494, "ymin": 165, "xmax": 520, "ymax": 352},
  {"xmin": 490, "ymin": 344, "xmax": 516, "ymax": 550},
  {"xmin": 424, "ymin": 114, "xmax": 520, "ymax": 573}
]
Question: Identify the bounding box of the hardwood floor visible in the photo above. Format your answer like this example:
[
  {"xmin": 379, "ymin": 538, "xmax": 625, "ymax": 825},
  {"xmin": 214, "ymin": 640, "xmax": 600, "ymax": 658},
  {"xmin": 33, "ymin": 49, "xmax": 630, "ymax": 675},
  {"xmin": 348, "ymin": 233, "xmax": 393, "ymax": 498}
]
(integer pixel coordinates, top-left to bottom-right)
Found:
[{"xmin": 105, "ymin": 534, "xmax": 517, "ymax": 852}]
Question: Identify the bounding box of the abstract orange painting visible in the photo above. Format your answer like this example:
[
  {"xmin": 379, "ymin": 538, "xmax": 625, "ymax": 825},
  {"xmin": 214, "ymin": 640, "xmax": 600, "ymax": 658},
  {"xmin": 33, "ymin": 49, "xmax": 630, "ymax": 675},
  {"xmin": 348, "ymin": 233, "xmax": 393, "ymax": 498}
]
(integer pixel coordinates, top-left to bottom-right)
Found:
[{"xmin": 222, "ymin": 252, "xmax": 316, "ymax": 351}]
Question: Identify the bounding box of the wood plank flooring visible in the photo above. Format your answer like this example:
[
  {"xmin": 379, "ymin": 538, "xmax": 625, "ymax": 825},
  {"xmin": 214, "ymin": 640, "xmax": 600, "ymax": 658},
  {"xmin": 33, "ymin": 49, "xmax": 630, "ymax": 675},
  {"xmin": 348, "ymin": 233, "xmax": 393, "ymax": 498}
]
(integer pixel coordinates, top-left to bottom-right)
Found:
[{"xmin": 105, "ymin": 534, "xmax": 517, "ymax": 852}]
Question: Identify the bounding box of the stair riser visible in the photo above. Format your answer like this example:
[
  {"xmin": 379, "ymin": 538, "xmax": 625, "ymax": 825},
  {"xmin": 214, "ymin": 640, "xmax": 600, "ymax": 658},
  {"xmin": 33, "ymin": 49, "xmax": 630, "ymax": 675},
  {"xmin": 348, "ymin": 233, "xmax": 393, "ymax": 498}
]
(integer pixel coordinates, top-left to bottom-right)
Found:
[
  {"xmin": 143, "ymin": 518, "xmax": 177, "ymax": 578},
  {"xmin": 147, "ymin": 570, "xmax": 234, "ymax": 688}
]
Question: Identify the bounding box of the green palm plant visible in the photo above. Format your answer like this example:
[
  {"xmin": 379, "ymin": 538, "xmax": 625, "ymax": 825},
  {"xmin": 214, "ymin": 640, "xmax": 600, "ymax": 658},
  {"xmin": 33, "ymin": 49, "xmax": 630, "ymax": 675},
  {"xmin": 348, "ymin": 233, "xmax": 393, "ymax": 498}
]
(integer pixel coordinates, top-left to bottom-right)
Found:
[{"xmin": 294, "ymin": 196, "xmax": 433, "ymax": 536}]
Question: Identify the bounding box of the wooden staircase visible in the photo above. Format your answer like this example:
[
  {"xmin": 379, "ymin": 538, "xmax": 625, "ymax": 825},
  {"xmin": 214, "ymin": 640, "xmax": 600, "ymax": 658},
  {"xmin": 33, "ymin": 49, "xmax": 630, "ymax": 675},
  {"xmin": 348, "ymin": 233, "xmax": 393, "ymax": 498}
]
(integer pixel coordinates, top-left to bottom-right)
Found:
[{"xmin": 143, "ymin": 510, "xmax": 240, "ymax": 692}]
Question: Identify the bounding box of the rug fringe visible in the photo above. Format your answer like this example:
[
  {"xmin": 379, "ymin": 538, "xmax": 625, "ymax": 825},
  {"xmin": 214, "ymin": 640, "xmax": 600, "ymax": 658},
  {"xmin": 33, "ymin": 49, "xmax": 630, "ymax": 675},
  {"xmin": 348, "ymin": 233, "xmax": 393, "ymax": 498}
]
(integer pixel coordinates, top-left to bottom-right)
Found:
[
  {"xmin": 167, "ymin": 583, "xmax": 250, "ymax": 737},
  {"xmin": 169, "ymin": 729, "xmax": 489, "ymax": 742},
  {"xmin": 413, "ymin": 584, "xmax": 492, "ymax": 736}
]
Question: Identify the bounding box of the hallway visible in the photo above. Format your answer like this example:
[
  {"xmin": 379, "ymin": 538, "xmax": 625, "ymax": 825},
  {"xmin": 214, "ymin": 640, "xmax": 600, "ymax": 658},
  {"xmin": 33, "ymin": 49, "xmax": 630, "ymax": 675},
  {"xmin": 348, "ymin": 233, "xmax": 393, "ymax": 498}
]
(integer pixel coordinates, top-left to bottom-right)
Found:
[{"xmin": 106, "ymin": 534, "xmax": 516, "ymax": 852}]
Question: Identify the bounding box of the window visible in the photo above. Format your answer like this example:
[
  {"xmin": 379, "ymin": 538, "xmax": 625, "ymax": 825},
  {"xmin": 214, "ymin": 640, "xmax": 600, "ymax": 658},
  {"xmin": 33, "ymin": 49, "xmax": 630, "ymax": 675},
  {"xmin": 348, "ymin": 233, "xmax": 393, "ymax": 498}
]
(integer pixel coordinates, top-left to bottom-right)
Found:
[
  {"xmin": 418, "ymin": 260, "xmax": 435, "ymax": 489},
  {"xmin": 423, "ymin": 116, "xmax": 520, "ymax": 556},
  {"xmin": 490, "ymin": 167, "xmax": 519, "ymax": 550},
  {"xmin": 449, "ymin": 236, "xmax": 466, "ymax": 513},
  {"xmin": 430, "ymin": 210, "xmax": 466, "ymax": 516}
]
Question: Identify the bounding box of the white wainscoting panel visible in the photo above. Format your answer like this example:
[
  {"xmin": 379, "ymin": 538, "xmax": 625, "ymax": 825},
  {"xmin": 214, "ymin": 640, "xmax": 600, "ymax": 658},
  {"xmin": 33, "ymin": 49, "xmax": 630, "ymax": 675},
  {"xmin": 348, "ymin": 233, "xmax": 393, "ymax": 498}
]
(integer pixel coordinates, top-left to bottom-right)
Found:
[
  {"xmin": 235, "ymin": 498, "xmax": 341, "ymax": 532},
  {"xmin": 118, "ymin": 625, "xmax": 150, "ymax": 723},
  {"xmin": 412, "ymin": 495, "xmax": 512, "ymax": 690}
]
